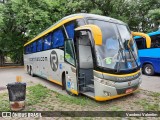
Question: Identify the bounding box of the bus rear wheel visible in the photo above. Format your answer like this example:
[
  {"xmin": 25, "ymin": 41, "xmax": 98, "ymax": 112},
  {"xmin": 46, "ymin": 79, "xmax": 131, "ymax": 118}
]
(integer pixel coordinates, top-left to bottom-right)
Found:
[
  {"xmin": 27, "ymin": 66, "xmax": 30, "ymax": 74},
  {"xmin": 30, "ymin": 67, "xmax": 35, "ymax": 77},
  {"xmin": 143, "ymin": 64, "xmax": 154, "ymax": 76}
]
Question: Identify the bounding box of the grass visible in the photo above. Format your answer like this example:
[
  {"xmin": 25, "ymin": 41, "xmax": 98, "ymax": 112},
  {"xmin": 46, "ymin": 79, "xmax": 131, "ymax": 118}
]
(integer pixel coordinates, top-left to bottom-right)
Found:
[
  {"xmin": 0, "ymin": 84, "xmax": 95, "ymax": 111},
  {"xmin": 26, "ymin": 84, "xmax": 51, "ymax": 106},
  {"xmin": 108, "ymin": 106, "xmax": 123, "ymax": 111},
  {"xmin": 149, "ymin": 92, "xmax": 160, "ymax": 98},
  {"xmin": 0, "ymin": 84, "xmax": 160, "ymax": 112},
  {"xmin": 0, "ymin": 93, "xmax": 10, "ymax": 111},
  {"xmin": 134, "ymin": 99, "xmax": 160, "ymax": 111},
  {"xmin": 55, "ymin": 93, "xmax": 96, "ymax": 106}
]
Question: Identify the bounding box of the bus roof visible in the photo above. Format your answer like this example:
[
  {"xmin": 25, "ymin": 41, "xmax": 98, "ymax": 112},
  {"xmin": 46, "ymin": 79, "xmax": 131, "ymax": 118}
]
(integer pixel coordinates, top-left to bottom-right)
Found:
[
  {"xmin": 134, "ymin": 30, "xmax": 160, "ymax": 39},
  {"xmin": 24, "ymin": 13, "xmax": 125, "ymax": 46}
]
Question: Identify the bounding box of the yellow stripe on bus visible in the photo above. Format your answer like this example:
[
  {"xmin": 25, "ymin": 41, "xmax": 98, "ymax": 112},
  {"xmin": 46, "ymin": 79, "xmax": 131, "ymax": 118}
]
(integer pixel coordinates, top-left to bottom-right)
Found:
[
  {"xmin": 71, "ymin": 89, "xmax": 79, "ymax": 95},
  {"xmin": 24, "ymin": 16, "xmax": 84, "ymax": 46},
  {"xmin": 94, "ymin": 70, "xmax": 141, "ymax": 77},
  {"xmin": 49, "ymin": 79, "xmax": 62, "ymax": 86}
]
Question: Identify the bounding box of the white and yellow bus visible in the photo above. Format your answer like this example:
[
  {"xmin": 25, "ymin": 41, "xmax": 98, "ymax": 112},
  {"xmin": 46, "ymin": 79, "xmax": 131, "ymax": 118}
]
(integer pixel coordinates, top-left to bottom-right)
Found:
[{"xmin": 24, "ymin": 13, "xmax": 151, "ymax": 101}]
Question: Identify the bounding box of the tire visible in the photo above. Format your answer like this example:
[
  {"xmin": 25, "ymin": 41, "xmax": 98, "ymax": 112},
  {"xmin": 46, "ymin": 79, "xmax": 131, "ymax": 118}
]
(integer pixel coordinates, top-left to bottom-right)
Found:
[
  {"xmin": 143, "ymin": 64, "xmax": 154, "ymax": 76},
  {"xmin": 62, "ymin": 74, "xmax": 74, "ymax": 96},
  {"xmin": 30, "ymin": 67, "xmax": 34, "ymax": 77},
  {"xmin": 27, "ymin": 66, "xmax": 30, "ymax": 74}
]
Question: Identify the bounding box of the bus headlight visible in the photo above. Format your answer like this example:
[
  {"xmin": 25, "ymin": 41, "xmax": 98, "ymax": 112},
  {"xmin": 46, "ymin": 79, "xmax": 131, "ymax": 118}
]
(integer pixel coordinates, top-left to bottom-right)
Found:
[
  {"xmin": 103, "ymin": 91, "xmax": 111, "ymax": 96},
  {"xmin": 95, "ymin": 77, "xmax": 115, "ymax": 87}
]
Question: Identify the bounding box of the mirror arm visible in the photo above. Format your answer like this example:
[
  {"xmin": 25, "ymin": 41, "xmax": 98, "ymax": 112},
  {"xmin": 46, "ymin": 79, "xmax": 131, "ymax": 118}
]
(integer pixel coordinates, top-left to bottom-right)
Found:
[{"xmin": 131, "ymin": 32, "xmax": 151, "ymax": 48}]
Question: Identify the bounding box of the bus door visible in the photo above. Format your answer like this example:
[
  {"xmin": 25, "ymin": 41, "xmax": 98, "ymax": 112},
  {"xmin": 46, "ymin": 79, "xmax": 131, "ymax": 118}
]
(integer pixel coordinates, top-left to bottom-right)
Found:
[
  {"xmin": 75, "ymin": 30, "xmax": 94, "ymax": 94},
  {"xmin": 64, "ymin": 39, "xmax": 78, "ymax": 95}
]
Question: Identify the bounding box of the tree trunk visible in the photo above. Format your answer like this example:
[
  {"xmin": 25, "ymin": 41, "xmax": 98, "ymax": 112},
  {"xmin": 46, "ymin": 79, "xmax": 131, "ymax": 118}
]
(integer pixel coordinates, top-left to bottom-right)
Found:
[{"xmin": 0, "ymin": 54, "xmax": 5, "ymax": 67}]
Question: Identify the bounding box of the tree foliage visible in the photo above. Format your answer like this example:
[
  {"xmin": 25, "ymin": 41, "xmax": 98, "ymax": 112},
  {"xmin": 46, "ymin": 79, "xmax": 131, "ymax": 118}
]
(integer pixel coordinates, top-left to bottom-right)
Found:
[{"xmin": 0, "ymin": 0, "xmax": 159, "ymax": 64}]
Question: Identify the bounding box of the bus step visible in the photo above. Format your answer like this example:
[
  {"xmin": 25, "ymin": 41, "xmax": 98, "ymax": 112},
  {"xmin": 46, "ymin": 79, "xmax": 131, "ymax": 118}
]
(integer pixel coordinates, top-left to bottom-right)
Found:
[
  {"xmin": 86, "ymin": 84, "xmax": 94, "ymax": 92},
  {"xmin": 81, "ymin": 86, "xmax": 90, "ymax": 92},
  {"xmin": 78, "ymin": 77, "xmax": 85, "ymax": 79},
  {"xmin": 79, "ymin": 83, "xmax": 85, "ymax": 86},
  {"xmin": 86, "ymin": 84, "xmax": 94, "ymax": 88},
  {"xmin": 81, "ymin": 84, "xmax": 94, "ymax": 92},
  {"xmin": 91, "ymin": 79, "xmax": 94, "ymax": 82},
  {"xmin": 82, "ymin": 91, "xmax": 95, "ymax": 98}
]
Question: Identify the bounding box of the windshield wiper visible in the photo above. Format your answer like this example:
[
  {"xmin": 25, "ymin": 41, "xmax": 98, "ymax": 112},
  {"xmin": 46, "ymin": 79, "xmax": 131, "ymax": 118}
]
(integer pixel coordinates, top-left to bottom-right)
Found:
[
  {"xmin": 126, "ymin": 38, "xmax": 139, "ymax": 68},
  {"xmin": 116, "ymin": 47, "xmax": 123, "ymax": 73},
  {"xmin": 115, "ymin": 39, "xmax": 127, "ymax": 73}
]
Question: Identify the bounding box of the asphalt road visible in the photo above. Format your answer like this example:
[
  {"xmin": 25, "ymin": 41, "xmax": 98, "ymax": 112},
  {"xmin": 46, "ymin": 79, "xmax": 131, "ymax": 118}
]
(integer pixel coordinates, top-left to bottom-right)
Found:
[
  {"xmin": 0, "ymin": 67, "xmax": 66, "ymax": 94},
  {"xmin": 0, "ymin": 67, "xmax": 160, "ymax": 93}
]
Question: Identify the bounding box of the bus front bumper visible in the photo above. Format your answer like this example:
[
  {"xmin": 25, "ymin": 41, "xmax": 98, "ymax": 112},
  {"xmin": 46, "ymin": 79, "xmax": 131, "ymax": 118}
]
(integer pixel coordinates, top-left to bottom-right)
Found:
[
  {"xmin": 94, "ymin": 89, "xmax": 139, "ymax": 101},
  {"xmin": 93, "ymin": 77, "xmax": 141, "ymax": 101}
]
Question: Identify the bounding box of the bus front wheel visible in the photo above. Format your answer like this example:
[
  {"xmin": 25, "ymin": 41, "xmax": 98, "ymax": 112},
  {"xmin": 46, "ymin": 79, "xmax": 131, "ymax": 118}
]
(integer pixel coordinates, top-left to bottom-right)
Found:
[{"xmin": 143, "ymin": 64, "xmax": 154, "ymax": 76}]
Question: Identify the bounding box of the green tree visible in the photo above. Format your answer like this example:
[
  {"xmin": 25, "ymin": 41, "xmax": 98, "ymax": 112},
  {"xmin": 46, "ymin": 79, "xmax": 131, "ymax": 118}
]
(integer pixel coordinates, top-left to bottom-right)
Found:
[
  {"xmin": 0, "ymin": 0, "xmax": 64, "ymax": 64},
  {"xmin": 148, "ymin": 9, "xmax": 160, "ymax": 31},
  {"xmin": 0, "ymin": 0, "xmax": 159, "ymax": 65}
]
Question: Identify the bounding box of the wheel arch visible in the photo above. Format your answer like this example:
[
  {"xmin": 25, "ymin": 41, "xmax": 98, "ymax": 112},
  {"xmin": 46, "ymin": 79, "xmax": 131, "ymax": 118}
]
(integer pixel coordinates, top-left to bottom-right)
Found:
[
  {"xmin": 142, "ymin": 62, "xmax": 155, "ymax": 72},
  {"xmin": 62, "ymin": 71, "xmax": 66, "ymax": 90}
]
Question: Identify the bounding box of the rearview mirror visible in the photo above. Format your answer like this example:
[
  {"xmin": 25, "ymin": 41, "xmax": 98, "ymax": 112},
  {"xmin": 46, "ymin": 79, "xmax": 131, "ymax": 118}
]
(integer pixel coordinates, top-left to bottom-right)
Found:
[
  {"xmin": 124, "ymin": 39, "xmax": 133, "ymax": 50},
  {"xmin": 132, "ymin": 32, "xmax": 151, "ymax": 48},
  {"xmin": 75, "ymin": 24, "xmax": 102, "ymax": 45}
]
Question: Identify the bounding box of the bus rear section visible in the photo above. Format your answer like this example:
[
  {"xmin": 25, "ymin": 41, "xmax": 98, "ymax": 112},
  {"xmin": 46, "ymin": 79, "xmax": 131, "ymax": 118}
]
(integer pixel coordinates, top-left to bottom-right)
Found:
[{"xmin": 134, "ymin": 30, "xmax": 160, "ymax": 75}]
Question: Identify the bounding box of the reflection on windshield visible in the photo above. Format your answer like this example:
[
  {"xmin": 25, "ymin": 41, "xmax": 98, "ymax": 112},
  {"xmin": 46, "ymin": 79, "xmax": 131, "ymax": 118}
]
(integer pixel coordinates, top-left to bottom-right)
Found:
[{"xmin": 88, "ymin": 19, "xmax": 140, "ymax": 70}]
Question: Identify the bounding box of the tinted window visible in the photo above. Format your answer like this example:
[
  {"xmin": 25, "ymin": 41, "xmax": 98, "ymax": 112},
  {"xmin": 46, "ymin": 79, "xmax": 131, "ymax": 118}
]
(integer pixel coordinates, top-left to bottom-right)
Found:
[
  {"xmin": 65, "ymin": 22, "xmax": 75, "ymax": 39},
  {"xmin": 150, "ymin": 35, "xmax": 160, "ymax": 48},
  {"xmin": 65, "ymin": 19, "xmax": 85, "ymax": 39},
  {"xmin": 28, "ymin": 45, "xmax": 31, "ymax": 53},
  {"xmin": 37, "ymin": 39, "xmax": 43, "ymax": 52},
  {"xmin": 135, "ymin": 38, "xmax": 146, "ymax": 49},
  {"xmin": 25, "ymin": 46, "xmax": 28, "ymax": 54},
  {"xmin": 52, "ymin": 29, "xmax": 65, "ymax": 48},
  {"xmin": 32, "ymin": 42, "xmax": 37, "ymax": 53},
  {"xmin": 44, "ymin": 34, "xmax": 51, "ymax": 50}
]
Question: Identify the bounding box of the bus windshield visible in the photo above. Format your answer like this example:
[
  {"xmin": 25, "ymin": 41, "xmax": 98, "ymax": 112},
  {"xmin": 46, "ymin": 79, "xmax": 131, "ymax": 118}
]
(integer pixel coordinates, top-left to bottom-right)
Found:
[{"xmin": 88, "ymin": 19, "xmax": 140, "ymax": 70}]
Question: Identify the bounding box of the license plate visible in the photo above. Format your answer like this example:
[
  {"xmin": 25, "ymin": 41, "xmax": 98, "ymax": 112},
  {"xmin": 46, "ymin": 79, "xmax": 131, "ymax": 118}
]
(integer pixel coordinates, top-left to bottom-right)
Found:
[{"xmin": 126, "ymin": 88, "xmax": 133, "ymax": 93}]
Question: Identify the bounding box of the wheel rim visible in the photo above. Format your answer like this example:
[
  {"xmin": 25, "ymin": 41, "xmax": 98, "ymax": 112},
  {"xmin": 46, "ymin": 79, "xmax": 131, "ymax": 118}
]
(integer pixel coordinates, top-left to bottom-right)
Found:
[{"xmin": 145, "ymin": 66, "xmax": 152, "ymax": 74}]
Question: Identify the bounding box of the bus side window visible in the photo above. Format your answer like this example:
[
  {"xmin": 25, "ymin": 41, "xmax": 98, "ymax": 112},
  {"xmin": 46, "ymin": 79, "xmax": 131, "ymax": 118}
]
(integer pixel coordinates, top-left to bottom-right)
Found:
[
  {"xmin": 150, "ymin": 35, "xmax": 160, "ymax": 48},
  {"xmin": 30, "ymin": 44, "xmax": 33, "ymax": 53},
  {"xmin": 135, "ymin": 38, "xmax": 146, "ymax": 49},
  {"xmin": 28, "ymin": 45, "xmax": 31, "ymax": 54},
  {"xmin": 37, "ymin": 39, "xmax": 43, "ymax": 52},
  {"xmin": 44, "ymin": 34, "xmax": 51, "ymax": 50},
  {"xmin": 52, "ymin": 28, "xmax": 65, "ymax": 48},
  {"xmin": 65, "ymin": 22, "xmax": 75, "ymax": 39},
  {"xmin": 32, "ymin": 42, "xmax": 37, "ymax": 53},
  {"xmin": 64, "ymin": 19, "xmax": 85, "ymax": 39}
]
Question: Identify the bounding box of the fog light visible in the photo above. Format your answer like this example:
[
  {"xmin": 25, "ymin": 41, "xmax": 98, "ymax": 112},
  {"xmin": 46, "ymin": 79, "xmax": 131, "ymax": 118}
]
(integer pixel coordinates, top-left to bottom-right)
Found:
[{"xmin": 103, "ymin": 91, "xmax": 111, "ymax": 96}]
